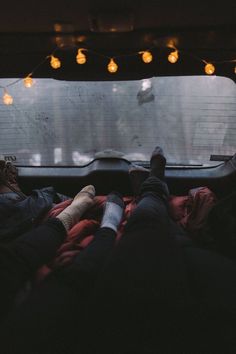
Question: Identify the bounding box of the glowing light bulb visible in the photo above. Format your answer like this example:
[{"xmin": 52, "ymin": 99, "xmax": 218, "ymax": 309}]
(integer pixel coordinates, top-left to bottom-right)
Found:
[
  {"xmin": 3, "ymin": 92, "xmax": 13, "ymax": 105},
  {"xmin": 234, "ymin": 65, "xmax": 236, "ymax": 74},
  {"xmin": 76, "ymin": 49, "xmax": 86, "ymax": 64},
  {"xmin": 107, "ymin": 58, "xmax": 118, "ymax": 73},
  {"xmin": 168, "ymin": 50, "xmax": 179, "ymax": 63},
  {"xmin": 204, "ymin": 63, "xmax": 215, "ymax": 75},
  {"xmin": 50, "ymin": 55, "xmax": 61, "ymax": 69},
  {"xmin": 24, "ymin": 76, "xmax": 34, "ymax": 88},
  {"xmin": 140, "ymin": 51, "xmax": 153, "ymax": 63}
]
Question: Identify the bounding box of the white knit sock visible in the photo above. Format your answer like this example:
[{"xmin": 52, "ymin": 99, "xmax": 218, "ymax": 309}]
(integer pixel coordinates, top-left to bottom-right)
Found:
[{"xmin": 101, "ymin": 192, "xmax": 124, "ymax": 233}]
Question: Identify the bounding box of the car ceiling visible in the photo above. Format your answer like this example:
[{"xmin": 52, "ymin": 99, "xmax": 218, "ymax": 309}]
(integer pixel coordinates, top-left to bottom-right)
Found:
[{"xmin": 0, "ymin": 0, "xmax": 236, "ymax": 81}]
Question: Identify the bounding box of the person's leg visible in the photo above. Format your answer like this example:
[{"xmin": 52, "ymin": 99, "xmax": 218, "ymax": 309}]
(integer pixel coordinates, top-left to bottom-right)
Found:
[
  {"xmin": 56, "ymin": 192, "xmax": 125, "ymax": 293},
  {"xmin": 129, "ymin": 148, "xmax": 236, "ymax": 352},
  {"xmin": 0, "ymin": 185, "xmax": 95, "ymax": 321},
  {"xmin": 0, "ymin": 218, "xmax": 66, "ymax": 321},
  {"xmin": 126, "ymin": 146, "xmax": 170, "ymax": 232},
  {"xmin": 125, "ymin": 176, "xmax": 170, "ymax": 232},
  {"xmin": 127, "ymin": 146, "xmax": 189, "ymax": 247},
  {"xmin": 1, "ymin": 192, "xmax": 124, "ymax": 354},
  {"xmin": 127, "ymin": 149, "xmax": 236, "ymax": 352},
  {"xmin": 87, "ymin": 148, "xmax": 194, "ymax": 354},
  {"xmin": 56, "ymin": 184, "xmax": 95, "ymax": 231},
  {"xmin": 128, "ymin": 146, "xmax": 167, "ymax": 197}
]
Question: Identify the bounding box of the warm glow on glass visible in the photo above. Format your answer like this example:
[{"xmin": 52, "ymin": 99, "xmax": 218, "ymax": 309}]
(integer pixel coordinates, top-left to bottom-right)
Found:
[
  {"xmin": 50, "ymin": 55, "xmax": 61, "ymax": 69},
  {"xmin": 204, "ymin": 63, "xmax": 215, "ymax": 75},
  {"xmin": 234, "ymin": 65, "xmax": 236, "ymax": 74},
  {"xmin": 76, "ymin": 49, "xmax": 86, "ymax": 64},
  {"xmin": 140, "ymin": 51, "xmax": 153, "ymax": 63},
  {"xmin": 107, "ymin": 58, "xmax": 118, "ymax": 73},
  {"xmin": 3, "ymin": 92, "xmax": 13, "ymax": 105},
  {"xmin": 24, "ymin": 76, "xmax": 34, "ymax": 88},
  {"xmin": 168, "ymin": 50, "xmax": 179, "ymax": 63}
]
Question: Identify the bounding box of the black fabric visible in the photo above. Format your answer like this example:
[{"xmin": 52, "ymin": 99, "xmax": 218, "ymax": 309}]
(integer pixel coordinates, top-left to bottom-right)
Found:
[
  {"xmin": 85, "ymin": 178, "xmax": 236, "ymax": 354},
  {"xmin": 1, "ymin": 227, "xmax": 116, "ymax": 354},
  {"xmin": 2, "ymin": 177, "xmax": 186, "ymax": 354},
  {"xmin": 1, "ymin": 178, "xmax": 236, "ymax": 354},
  {"xmin": 0, "ymin": 187, "xmax": 67, "ymax": 243},
  {"xmin": 183, "ymin": 246, "xmax": 236, "ymax": 353},
  {"xmin": 0, "ymin": 218, "xmax": 66, "ymax": 321},
  {"xmin": 86, "ymin": 180, "xmax": 196, "ymax": 354},
  {"xmin": 204, "ymin": 190, "xmax": 236, "ymax": 258}
]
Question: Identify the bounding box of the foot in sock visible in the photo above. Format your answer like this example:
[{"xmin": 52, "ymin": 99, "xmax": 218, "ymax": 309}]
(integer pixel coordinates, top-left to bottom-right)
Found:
[
  {"xmin": 129, "ymin": 165, "xmax": 149, "ymax": 196},
  {"xmin": 100, "ymin": 192, "xmax": 125, "ymax": 233},
  {"xmin": 150, "ymin": 146, "xmax": 166, "ymax": 180},
  {"xmin": 57, "ymin": 185, "xmax": 95, "ymax": 231}
]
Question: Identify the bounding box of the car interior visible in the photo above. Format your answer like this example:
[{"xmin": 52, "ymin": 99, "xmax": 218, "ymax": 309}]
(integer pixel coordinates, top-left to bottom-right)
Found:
[
  {"xmin": 0, "ymin": 2, "xmax": 236, "ymax": 353},
  {"xmin": 0, "ymin": 0, "xmax": 235, "ymax": 200}
]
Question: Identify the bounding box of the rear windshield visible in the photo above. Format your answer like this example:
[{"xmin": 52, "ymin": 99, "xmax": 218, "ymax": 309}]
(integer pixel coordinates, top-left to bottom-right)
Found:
[{"xmin": 0, "ymin": 76, "xmax": 235, "ymax": 167}]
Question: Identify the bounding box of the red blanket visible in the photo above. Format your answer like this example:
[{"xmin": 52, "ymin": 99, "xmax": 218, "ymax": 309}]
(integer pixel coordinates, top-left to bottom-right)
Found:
[{"xmin": 37, "ymin": 187, "xmax": 217, "ymax": 281}]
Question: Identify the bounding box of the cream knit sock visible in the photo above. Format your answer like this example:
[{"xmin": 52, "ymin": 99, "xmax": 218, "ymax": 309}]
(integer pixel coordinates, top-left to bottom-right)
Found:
[{"xmin": 56, "ymin": 185, "xmax": 95, "ymax": 231}]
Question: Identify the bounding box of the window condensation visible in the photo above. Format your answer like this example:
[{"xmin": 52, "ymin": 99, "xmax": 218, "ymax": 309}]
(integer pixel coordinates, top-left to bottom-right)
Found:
[{"xmin": 0, "ymin": 76, "xmax": 235, "ymax": 167}]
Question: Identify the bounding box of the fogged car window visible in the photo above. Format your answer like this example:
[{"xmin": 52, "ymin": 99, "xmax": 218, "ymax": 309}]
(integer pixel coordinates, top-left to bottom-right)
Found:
[{"xmin": 0, "ymin": 76, "xmax": 235, "ymax": 166}]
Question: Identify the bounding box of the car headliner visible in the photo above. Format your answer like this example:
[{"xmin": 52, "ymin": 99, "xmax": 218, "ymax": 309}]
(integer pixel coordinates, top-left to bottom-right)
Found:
[{"xmin": 0, "ymin": 0, "xmax": 235, "ymax": 81}]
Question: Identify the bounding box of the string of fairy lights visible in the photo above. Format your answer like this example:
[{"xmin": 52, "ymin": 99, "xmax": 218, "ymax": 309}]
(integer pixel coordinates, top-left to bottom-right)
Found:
[{"xmin": 0, "ymin": 45, "xmax": 236, "ymax": 105}]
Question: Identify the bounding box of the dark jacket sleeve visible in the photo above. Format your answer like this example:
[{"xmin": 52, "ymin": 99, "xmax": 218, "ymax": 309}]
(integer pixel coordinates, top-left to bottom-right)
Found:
[{"xmin": 0, "ymin": 187, "xmax": 58, "ymax": 243}]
